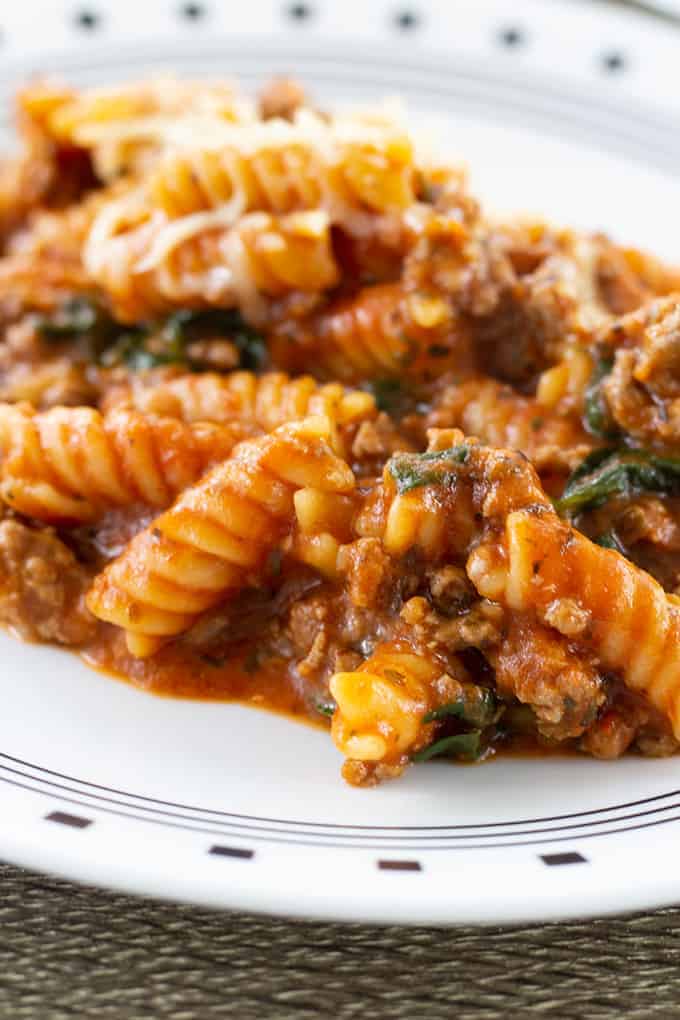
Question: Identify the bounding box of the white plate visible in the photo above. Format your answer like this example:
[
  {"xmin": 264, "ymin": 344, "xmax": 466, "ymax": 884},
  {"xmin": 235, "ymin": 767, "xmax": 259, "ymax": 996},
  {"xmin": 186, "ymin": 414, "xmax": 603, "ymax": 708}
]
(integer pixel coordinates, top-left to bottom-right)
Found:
[{"xmin": 2, "ymin": 0, "xmax": 680, "ymax": 925}]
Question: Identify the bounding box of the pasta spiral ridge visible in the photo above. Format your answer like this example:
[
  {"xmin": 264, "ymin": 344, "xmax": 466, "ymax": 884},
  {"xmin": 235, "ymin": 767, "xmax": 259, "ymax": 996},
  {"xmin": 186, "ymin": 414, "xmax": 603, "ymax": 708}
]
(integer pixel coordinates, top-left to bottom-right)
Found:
[
  {"xmin": 270, "ymin": 282, "xmax": 469, "ymax": 383},
  {"xmin": 148, "ymin": 111, "xmax": 417, "ymax": 223},
  {"xmin": 428, "ymin": 376, "xmax": 594, "ymax": 472},
  {"xmin": 330, "ymin": 644, "xmax": 442, "ymax": 765},
  {"xmin": 468, "ymin": 510, "xmax": 680, "ymax": 740},
  {"xmin": 86, "ymin": 416, "xmax": 356, "ymax": 656},
  {"xmin": 84, "ymin": 205, "xmax": 340, "ymax": 322},
  {"xmin": 0, "ymin": 402, "xmax": 252, "ymax": 523},
  {"xmin": 104, "ymin": 370, "xmax": 377, "ymax": 433}
]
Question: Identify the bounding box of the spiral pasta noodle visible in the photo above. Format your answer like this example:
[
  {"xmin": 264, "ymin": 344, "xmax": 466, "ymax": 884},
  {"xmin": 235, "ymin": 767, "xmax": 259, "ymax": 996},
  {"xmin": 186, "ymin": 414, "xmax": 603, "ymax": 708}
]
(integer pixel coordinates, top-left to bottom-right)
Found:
[
  {"xmin": 0, "ymin": 403, "xmax": 252, "ymax": 523},
  {"xmin": 148, "ymin": 110, "xmax": 417, "ymax": 223},
  {"xmin": 330, "ymin": 644, "xmax": 442, "ymax": 765},
  {"xmin": 428, "ymin": 376, "xmax": 594, "ymax": 472},
  {"xmin": 467, "ymin": 509, "xmax": 680, "ymax": 739},
  {"xmin": 28, "ymin": 77, "xmax": 256, "ymax": 183},
  {"xmin": 270, "ymin": 282, "xmax": 470, "ymax": 383},
  {"xmin": 381, "ymin": 429, "xmax": 550, "ymax": 561},
  {"xmin": 6, "ymin": 72, "xmax": 680, "ymax": 784},
  {"xmin": 85, "ymin": 205, "xmax": 340, "ymax": 322},
  {"xmin": 104, "ymin": 371, "xmax": 377, "ymax": 433},
  {"xmin": 86, "ymin": 416, "xmax": 356, "ymax": 656}
]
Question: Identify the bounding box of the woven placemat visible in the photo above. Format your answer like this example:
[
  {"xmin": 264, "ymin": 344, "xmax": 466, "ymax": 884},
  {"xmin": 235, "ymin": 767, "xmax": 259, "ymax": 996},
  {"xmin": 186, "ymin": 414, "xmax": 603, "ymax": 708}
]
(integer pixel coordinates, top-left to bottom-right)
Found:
[{"xmin": 0, "ymin": 862, "xmax": 679, "ymax": 1019}]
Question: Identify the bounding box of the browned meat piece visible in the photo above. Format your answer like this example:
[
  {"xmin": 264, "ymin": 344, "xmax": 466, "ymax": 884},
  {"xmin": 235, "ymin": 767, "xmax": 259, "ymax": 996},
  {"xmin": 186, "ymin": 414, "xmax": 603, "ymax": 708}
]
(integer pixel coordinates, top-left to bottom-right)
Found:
[
  {"xmin": 602, "ymin": 297, "xmax": 680, "ymax": 444},
  {"xmin": 258, "ymin": 77, "xmax": 308, "ymax": 121},
  {"xmin": 0, "ymin": 319, "xmax": 97, "ymax": 407},
  {"xmin": 403, "ymin": 217, "xmax": 513, "ymax": 319},
  {"xmin": 475, "ymin": 238, "xmax": 611, "ymax": 385},
  {"xmin": 492, "ymin": 615, "xmax": 605, "ymax": 740},
  {"xmin": 580, "ymin": 709, "xmax": 637, "ymax": 759},
  {"xmin": 581, "ymin": 693, "xmax": 680, "ymax": 760},
  {"xmin": 337, "ymin": 537, "xmax": 392, "ymax": 610},
  {"xmin": 400, "ymin": 595, "xmax": 505, "ymax": 653},
  {"xmin": 0, "ymin": 516, "xmax": 96, "ymax": 644}
]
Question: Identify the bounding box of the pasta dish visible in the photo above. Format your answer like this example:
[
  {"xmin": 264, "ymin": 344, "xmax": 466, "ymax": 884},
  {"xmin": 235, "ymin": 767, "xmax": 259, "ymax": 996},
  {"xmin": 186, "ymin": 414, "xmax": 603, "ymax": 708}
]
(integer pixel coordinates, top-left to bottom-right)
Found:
[{"xmin": 2, "ymin": 74, "xmax": 680, "ymax": 785}]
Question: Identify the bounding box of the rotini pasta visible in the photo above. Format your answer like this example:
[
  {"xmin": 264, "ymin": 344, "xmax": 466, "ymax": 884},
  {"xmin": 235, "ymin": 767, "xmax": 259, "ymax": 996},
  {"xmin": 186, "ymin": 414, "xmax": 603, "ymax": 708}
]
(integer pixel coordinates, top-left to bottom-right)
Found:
[
  {"xmin": 468, "ymin": 510, "xmax": 680, "ymax": 739},
  {"xmin": 3, "ymin": 72, "xmax": 680, "ymax": 786},
  {"xmin": 269, "ymin": 282, "xmax": 472, "ymax": 383},
  {"xmin": 103, "ymin": 370, "xmax": 375, "ymax": 429},
  {"xmin": 86, "ymin": 416, "xmax": 355, "ymax": 656},
  {"xmin": 28, "ymin": 77, "xmax": 255, "ymax": 183},
  {"xmin": 330, "ymin": 644, "xmax": 442, "ymax": 764},
  {"xmin": 147, "ymin": 109, "xmax": 417, "ymax": 223},
  {"xmin": 427, "ymin": 375, "xmax": 594, "ymax": 473},
  {"xmin": 0, "ymin": 402, "xmax": 252, "ymax": 523},
  {"xmin": 84, "ymin": 205, "xmax": 340, "ymax": 322},
  {"xmin": 329, "ymin": 641, "xmax": 493, "ymax": 782}
]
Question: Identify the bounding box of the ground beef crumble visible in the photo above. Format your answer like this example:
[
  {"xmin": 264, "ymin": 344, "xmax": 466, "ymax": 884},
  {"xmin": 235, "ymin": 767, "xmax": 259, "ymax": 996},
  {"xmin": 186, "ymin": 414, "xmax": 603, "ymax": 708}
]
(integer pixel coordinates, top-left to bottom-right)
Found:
[{"xmin": 0, "ymin": 517, "xmax": 96, "ymax": 645}]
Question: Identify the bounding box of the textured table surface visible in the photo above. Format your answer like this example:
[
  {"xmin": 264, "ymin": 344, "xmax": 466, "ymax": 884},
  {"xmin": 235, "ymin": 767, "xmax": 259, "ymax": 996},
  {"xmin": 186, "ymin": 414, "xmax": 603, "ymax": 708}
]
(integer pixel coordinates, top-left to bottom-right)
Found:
[{"xmin": 1, "ymin": 863, "xmax": 679, "ymax": 1019}]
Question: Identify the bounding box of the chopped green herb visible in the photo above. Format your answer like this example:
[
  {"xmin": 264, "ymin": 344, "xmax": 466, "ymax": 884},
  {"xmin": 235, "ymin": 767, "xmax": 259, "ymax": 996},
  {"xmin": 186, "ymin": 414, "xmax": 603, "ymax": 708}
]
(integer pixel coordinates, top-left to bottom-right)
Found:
[
  {"xmin": 222, "ymin": 311, "xmax": 267, "ymax": 371},
  {"xmin": 594, "ymin": 529, "xmax": 627, "ymax": 554},
  {"xmin": 423, "ymin": 701, "xmax": 465, "ymax": 723},
  {"xmin": 367, "ymin": 378, "xmax": 406, "ymax": 414},
  {"xmin": 555, "ymin": 447, "xmax": 680, "ymax": 516},
  {"xmin": 583, "ymin": 357, "xmax": 619, "ymax": 439},
  {"xmin": 101, "ymin": 308, "xmax": 267, "ymax": 373},
  {"xmin": 100, "ymin": 330, "xmax": 163, "ymax": 371},
  {"xmin": 413, "ymin": 730, "xmax": 482, "ymax": 763},
  {"xmin": 424, "ymin": 688, "xmax": 497, "ymax": 728},
  {"xmin": 315, "ymin": 700, "xmax": 337, "ymax": 718},
  {"xmin": 34, "ymin": 297, "xmax": 99, "ymax": 338},
  {"xmin": 170, "ymin": 309, "xmax": 267, "ymax": 370},
  {"xmin": 388, "ymin": 446, "xmax": 470, "ymax": 494}
]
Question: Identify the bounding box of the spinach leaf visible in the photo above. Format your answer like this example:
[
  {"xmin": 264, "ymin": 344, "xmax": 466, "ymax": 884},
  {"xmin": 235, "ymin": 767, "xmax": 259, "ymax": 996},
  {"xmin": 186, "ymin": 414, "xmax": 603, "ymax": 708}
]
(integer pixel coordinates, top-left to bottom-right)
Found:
[
  {"xmin": 367, "ymin": 378, "xmax": 407, "ymax": 414},
  {"xmin": 594, "ymin": 529, "xmax": 627, "ymax": 554},
  {"xmin": 174, "ymin": 309, "xmax": 267, "ymax": 371},
  {"xmin": 583, "ymin": 357, "xmax": 619, "ymax": 439},
  {"xmin": 100, "ymin": 330, "xmax": 162, "ymax": 371},
  {"xmin": 315, "ymin": 700, "xmax": 337, "ymax": 718},
  {"xmin": 100, "ymin": 309, "xmax": 267, "ymax": 373},
  {"xmin": 34, "ymin": 297, "xmax": 100, "ymax": 338},
  {"xmin": 424, "ymin": 688, "xmax": 497, "ymax": 728},
  {"xmin": 388, "ymin": 446, "xmax": 470, "ymax": 494},
  {"xmin": 34, "ymin": 297, "xmax": 130, "ymax": 360},
  {"xmin": 423, "ymin": 701, "xmax": 466, "ymax": 724},
  {"xmin": 555, "ymin": 447, "xmax": 680, "ymax": 516},
  {"xmin": 412, "ymin": 730, "xmax": 482, "ymax": 763}
]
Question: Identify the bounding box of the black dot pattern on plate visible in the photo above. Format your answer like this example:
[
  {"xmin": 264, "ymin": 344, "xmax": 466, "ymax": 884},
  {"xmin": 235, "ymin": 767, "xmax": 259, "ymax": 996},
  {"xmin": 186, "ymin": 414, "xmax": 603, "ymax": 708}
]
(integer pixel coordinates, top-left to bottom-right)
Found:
[
  {"xmin": 395, "ymin": 10, "xmax": 419, "ymax": 31},
  {"xmin": 180, "ymin": 3, "xmax": 206, "ymax": 20},
  {"xmin": 603, "ymin": 51, "xmax": 626, "ymax": 72},
  {"xmin": 499, "ymin": 26, "xmax": 524, "ymax": 48},
  {"xmin": 287, "ymin": 3, "xmax": 312, "ymax": 20},
  {"xmin": 540, "ymin": 851, "xmax": 587, "ymax": 867},
  {"xmin": 45, "ymin": 810, "xmax": 93, "ymax": 829},
  {"xmin": 74, "ymin": 9, "xmax": 100, "ymax": 30},
  {"xmin": 378, "ymin": 859, "xmax": 422, "ymax": 872},
  {"xmin": 209, "ymin": 845, "xmax": 254, "ymax": 860}
]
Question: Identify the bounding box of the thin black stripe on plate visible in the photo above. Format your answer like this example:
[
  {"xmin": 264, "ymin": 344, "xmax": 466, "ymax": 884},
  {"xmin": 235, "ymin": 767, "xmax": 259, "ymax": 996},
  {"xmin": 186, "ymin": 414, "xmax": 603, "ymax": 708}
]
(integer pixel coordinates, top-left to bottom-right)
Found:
[
  {"xmin": 209, "ymin": 845, "xmax": 254, "ymax": 860},
  {"xmin": 378, "ymin": 859, "xmax": 422, "ymax": 872},
  {"xmin": 45, "ymin": 810, "xmax": 92, "ymax": 829},
  {"xmin": 540, "ymin": 852, "xmax": 587, "ymax": 866}
]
